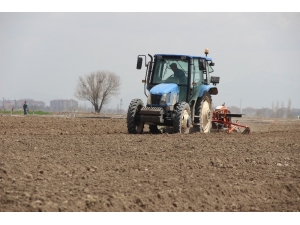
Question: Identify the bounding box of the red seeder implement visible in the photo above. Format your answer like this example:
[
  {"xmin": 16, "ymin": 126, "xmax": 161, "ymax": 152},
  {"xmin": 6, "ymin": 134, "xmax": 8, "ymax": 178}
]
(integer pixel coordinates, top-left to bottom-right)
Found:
[{"xmin": 211, "ymin": 104, "xmax": 250, "ymax": 134}]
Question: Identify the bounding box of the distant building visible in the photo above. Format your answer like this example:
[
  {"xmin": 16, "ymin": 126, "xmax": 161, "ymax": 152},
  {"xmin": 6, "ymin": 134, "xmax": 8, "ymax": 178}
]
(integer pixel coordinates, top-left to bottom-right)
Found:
[
  {"xmin": 1, "ymin": 98, "xmax": 45, "ymax": 111},
  {"xmin": 243, "ymin": 107, "xmax": 256, "ymax": 117},
  {"xmin": 16, "ymin": 99, "xmax": 46, "ymax": 111},
  {"xmin": 50, "ymin": 99, "xmax": 78, "ymax": 112},
  {"xmin": 227, "ymin": 106, "xmax": 241, "ymax": 114},
  {"xmin": 1, "ymin": 98, "xmax": 15, "ymax": 110}
]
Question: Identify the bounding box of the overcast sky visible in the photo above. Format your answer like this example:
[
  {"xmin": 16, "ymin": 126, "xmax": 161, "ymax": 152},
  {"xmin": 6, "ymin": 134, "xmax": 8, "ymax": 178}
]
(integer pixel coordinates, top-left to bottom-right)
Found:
[{"xmin": 1, "ymin": 9, "xmax": 300, "ymax": 110}]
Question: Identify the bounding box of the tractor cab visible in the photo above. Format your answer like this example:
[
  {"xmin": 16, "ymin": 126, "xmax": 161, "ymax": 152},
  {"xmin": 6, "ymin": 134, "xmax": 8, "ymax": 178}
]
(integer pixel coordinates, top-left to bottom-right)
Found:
[
  {"xmin": 151, "ymin": 56, "xmax": 189, "ymax": 103},
  {"xmin": 130, "ymin": 49, "xmax": 220, "ymax": 134},
  {"xmin": 139, "ymin": 53, "xmax": 217, "ymax": 107}
]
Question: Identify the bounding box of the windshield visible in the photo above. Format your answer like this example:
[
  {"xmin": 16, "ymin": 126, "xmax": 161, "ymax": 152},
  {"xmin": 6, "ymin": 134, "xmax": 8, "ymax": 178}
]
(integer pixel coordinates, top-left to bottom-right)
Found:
[{"xmin": 152, "ymin": 57, "xmax": 189, "ymax": 85}]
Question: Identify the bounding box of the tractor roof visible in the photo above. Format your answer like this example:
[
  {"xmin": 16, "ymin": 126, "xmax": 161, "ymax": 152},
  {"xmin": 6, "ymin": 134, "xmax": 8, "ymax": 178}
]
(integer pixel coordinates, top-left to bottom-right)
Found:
[{"xmin": 154, "ymin": 54, "xmax": 212, "ymax": 61}]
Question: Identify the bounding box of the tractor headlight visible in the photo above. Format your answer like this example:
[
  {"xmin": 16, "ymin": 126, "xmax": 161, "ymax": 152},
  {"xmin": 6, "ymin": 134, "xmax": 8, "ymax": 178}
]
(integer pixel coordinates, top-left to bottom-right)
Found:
[
  {"xmin": 147, "ymin": 94, "xmax": 151, "ymax": 105},
  {"xmin": 160, "ymin": 93, "xmax": 171, "ymax": 105},
  {"xmin": 160, "ymin": 93, "xmax": 167, "ymax": 105},
  {"xmin": 172, "ymin": 94, "xmax": 177, "ymax": 105}
]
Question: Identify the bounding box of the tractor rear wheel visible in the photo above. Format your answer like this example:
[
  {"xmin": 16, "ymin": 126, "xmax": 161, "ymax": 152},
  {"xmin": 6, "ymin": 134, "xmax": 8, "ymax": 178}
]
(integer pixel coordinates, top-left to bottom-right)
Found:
[
  {"xmin": 127, "ymin": 98, "xmax": 144, "ymax": 134},
  {"xmin": 173, "ymin": 102, "xmax": 191, "ymax": 134},
  {"xmin": 195, "ymin": 92, "xmax": 212, "ymax": 133}
]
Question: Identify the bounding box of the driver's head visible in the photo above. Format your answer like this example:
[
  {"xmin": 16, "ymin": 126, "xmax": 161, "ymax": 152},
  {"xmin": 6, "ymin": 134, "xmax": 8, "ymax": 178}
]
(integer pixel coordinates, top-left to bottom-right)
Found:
[{"xmin": 170, "ymin": 63, "xmax": 178, "ymax": 71}]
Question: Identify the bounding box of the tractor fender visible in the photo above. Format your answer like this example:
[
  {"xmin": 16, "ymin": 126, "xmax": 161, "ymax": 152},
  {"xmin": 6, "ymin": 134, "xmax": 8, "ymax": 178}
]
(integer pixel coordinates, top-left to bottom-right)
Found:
[{"xmin": 198, "ymin": 84, "xmax": 218, "ymax": 97}]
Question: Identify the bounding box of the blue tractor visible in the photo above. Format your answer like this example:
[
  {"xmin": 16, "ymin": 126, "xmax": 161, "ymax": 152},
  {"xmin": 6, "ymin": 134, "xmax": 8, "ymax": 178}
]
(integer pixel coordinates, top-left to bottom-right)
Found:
[{"xmin": 127, "ymin": 49, "xmax": 220, "ymax": 134}]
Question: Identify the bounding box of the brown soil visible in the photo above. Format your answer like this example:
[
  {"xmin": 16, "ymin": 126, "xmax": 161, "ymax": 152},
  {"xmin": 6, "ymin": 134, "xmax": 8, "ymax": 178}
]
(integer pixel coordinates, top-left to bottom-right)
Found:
[{"xmin": 0, "ymin": 114, "xmax": 299, "ymax": 212}]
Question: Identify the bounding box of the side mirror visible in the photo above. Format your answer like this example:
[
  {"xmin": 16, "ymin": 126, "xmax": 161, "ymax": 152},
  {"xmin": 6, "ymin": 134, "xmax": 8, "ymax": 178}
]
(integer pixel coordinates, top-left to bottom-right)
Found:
[
  {"xmin": 136, "ymin": 57, "xmax": 143, "ymax": 69},
  {"xmin": 199, "ymin": 59, "xmax": 206, "ymax": 71},
  {"xmin": 210, "ymin": 76, "xmax": 220, "ymax": 85},
  {"xmin": 209, "ymin": 62, "xmax": 215, "ymax": 66}
]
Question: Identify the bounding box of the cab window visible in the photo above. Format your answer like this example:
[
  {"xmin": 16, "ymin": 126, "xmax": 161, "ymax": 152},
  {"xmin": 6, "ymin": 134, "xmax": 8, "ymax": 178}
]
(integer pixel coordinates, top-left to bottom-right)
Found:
[{"xmin": 191, "ymin": 58, "xmax": 203, "ymax": 86}]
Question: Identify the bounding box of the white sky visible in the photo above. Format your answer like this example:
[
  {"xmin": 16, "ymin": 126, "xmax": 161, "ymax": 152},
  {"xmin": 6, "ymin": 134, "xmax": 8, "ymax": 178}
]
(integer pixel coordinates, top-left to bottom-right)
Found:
[{"xmin": 1, "ymin": 1, "xmax": 300, "ymax": 110}]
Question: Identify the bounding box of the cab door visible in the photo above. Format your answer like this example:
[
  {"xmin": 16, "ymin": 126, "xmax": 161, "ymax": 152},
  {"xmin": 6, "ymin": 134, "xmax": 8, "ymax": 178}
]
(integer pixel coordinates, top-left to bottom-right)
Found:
[{"xmin": 189, "ymin": 58, "xmax": 204, "ymax": 102}]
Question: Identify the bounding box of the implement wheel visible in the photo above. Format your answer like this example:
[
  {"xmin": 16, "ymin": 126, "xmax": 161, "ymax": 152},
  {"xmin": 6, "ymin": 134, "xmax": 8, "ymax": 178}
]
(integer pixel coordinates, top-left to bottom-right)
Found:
[
  {"xmin": 127, "ymin": 98, "xmax": 144, "ymax": 134},
  {"xmin": 173, "ymin": 102, "xmax": 191, "ymax": 134},
  {"xmin": 195, "ymin": 92, "xmax": 212, "ymax": 133}
]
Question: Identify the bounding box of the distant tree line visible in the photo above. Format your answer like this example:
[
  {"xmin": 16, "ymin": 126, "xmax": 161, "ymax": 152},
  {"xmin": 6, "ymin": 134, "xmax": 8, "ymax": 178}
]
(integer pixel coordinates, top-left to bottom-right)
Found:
[
  {"xmin": 226, "ymin": 99, "xmax": 300, "ymax": 119},
  {"xmin": 270, "ymin": 99, "xmax": 294, "ymax": 118}
]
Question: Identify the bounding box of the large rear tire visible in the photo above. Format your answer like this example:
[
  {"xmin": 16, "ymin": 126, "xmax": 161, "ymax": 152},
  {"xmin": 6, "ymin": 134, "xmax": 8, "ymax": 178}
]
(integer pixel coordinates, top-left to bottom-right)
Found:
[
  {"xmin": 195, "ymin": 92, "xmax": 212, "ymax": 133},
  {"xmin": 173, "ymin": 102, "xmax": 191, "ymax": 134},
  {"xmin": 127, "ymin": 99, "xmax": 144, "ymax": 134}
]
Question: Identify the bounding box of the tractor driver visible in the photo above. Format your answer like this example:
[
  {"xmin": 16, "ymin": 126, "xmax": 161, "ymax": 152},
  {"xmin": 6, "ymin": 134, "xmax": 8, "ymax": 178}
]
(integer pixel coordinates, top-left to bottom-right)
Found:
[{"xmin": 169, "ymin": 63, "xmax": 187, "ymax": 84}]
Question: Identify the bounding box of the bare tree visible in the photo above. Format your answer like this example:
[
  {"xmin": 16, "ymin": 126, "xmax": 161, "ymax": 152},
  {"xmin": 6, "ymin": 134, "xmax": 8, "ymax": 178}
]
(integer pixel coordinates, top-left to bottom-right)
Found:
[
  {"xmin": 279, "ymin": 101, "xmax": 285, "ymax": 118},
  {"xmin": 271, "ymin": 101, "xmax": 275, "ymax": 118},
  {"xmin": 287, "ymin": 98, "xmax": 292, "ymax": 119},
  {"xmin": 75, "ymin": 71, "xmax": 121, "ymax": 113},
  {"xmin": 275, "ymin": 100, "xmax": 279, "ymax": 118}
]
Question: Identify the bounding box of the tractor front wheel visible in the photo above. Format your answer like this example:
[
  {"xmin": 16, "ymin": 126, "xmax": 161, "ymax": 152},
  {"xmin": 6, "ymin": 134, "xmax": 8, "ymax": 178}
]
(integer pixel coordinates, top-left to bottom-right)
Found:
[
  {"xmin": 173, "ymin": 102, "xmax": 191, "ymax": 134},
  {"xmin": 127, "ymin": 98, "xmax": 144, "ymax": 134}
]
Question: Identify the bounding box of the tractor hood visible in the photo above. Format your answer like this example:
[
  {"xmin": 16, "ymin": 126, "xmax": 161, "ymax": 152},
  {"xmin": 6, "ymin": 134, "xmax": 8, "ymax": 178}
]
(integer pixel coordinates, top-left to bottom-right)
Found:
[
  {"xmin": 147, "ymin": 83, "xmax": 179, "ymax": 107},
  {"xmin": 150, "ymin": 83, "xmax": 178, "ymax": 95}
]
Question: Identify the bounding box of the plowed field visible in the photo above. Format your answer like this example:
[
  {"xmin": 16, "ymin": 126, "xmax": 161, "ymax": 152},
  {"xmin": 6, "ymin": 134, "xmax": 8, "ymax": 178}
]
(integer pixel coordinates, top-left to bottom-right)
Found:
[{"xmin": 0, "ymin": 114, "xmax": 299, "ymax": 212}]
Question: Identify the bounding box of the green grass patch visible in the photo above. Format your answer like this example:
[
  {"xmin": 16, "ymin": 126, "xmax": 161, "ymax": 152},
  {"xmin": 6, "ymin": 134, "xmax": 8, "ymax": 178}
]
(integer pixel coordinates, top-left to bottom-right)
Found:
[
  {"xmin": 0, "ymin": 110, "xmax": 51, "ymax": 115},
  {"xmin": 31, "ymin": 110, "xmax": 51, "ymax": 115}
]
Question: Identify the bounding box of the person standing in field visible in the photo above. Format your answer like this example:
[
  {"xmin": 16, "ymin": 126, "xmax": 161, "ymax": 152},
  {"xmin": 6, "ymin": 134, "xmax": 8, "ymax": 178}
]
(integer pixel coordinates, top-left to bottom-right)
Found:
[{"xmin": 23, "ymin": 101, "xmax": 28, "ymax": 115}]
